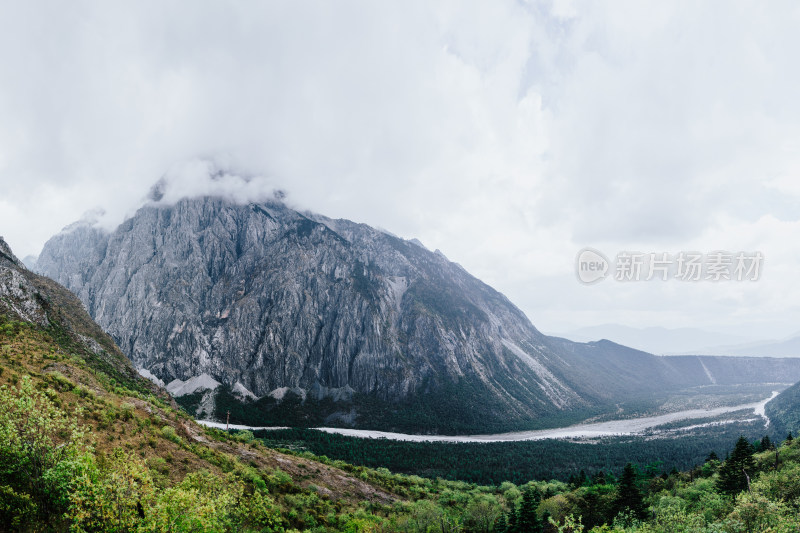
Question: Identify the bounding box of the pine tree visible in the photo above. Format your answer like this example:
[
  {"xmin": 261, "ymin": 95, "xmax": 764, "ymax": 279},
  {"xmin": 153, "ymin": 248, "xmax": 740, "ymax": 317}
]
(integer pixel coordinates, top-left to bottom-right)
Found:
[
  {"xmin": 541, "ymin": 511, "xmax": 552, "ymax": 533},
  {"xmin": 760, "ymin": 435, "xmax": 773, "ymax": 451},
  {"xmin": 716, "ymin": 436, "xmax": 756, "ymax": 496},
  {"xmin": 517, "ymin": 487, "xmax": 543, "ymax": 532},
  {"xmin": 613, "ymin": 463, "xmax": 645, "ymax": 520},
  {"xmin": 495, "ymin": 513, "xmax": 508, "ymax": 533},
  {"xmin": 506, "ymin": 506, "xmax": 519, "ymax": 533}
]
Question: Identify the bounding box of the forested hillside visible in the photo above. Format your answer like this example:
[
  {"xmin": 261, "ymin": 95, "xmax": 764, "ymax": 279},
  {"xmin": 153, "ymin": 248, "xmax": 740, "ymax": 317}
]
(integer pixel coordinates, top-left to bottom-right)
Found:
[
  {"xmin": 764, "ymin": 380, "xmax": 800, "ymax": 441},
  {"xmin": 251, "ymin": 424, "xmax": 771, "ymax": 486}
]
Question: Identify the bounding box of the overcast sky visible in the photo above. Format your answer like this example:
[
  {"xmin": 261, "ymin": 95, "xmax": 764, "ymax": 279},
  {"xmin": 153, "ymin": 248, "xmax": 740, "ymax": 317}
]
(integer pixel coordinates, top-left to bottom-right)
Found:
[{"xmin": 2, "ymin": 1, "xmax": 800, "ymax": 340}]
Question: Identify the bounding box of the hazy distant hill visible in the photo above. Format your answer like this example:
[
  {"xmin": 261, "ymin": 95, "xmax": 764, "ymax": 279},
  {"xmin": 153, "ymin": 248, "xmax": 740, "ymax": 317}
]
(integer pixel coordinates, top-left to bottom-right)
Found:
[
  {"xmin": 709, "ymin": 335, "xmax": 800, "ymax": 358},
  {"xmin": 554, "ymin": 324, "xmax": 758, "ymax": 355}
]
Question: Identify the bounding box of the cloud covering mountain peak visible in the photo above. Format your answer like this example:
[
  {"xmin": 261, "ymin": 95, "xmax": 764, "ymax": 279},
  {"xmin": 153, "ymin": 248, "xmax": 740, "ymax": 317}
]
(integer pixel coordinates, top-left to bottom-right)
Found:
[{"xmin": 145, "ymin": 159, "xmax": 285, "ymax": 207}]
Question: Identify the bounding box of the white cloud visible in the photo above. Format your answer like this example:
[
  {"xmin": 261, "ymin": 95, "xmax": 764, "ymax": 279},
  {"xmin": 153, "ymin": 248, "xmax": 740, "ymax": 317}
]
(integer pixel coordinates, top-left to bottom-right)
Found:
[
  {"xmin": 150, "ymin": 159, "xmax": 278, "ymax": 206},
  {"xmin": 1, "ymin": 1, "xmax": 799, "ymax": 339}
]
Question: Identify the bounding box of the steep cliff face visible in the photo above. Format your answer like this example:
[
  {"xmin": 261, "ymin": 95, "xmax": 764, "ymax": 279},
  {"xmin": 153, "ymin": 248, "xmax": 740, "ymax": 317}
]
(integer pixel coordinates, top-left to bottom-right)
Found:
[
  {"xmin": 38, "ymin": 197, "xmax": 594, "ymax": 430},
  {"xmin": 1, "ymin": 237, "xmax": 48, "ymax": 327},
  {"xmin": 35, "ymin": 197, "xmax": 800, "ymax": 432}
]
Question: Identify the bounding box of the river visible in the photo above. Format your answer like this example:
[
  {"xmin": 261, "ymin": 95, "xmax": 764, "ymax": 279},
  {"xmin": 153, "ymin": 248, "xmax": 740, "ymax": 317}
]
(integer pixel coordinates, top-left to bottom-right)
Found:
[{"xmin": 197, "ymin": 391, "xmax": 778, "ymax": 443}]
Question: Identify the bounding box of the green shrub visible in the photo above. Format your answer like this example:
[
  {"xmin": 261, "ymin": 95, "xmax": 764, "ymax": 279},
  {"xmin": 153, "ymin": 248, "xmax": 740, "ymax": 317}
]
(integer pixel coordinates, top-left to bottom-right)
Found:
[
  {"xmin": 146, "ymin": 457, "xmax": 170, "ymax": 476},
  {"xmin": 68, "ymin": 449, "xmax": 154, "ymax": 531},
  {"xmin": 120, "ymin": 402, "xmax": 135, "ymax": 421},
  {"xmin": 0, "ymin": 376, "xmax": 87, "ymax": 524},
  {"xmin": 0, "ymin": 484, "xmax": 37, "ymax": 530},
  {"xmin": 234, "ymin": 489, "xmax": 283, "ymax": 531},
  {"xmin": 234, "ymin": 429, "xmax": 254, "ymax": 443},
  {"xmin": 147, "ymin": 471, "xmax": 241, "ymax": 532},
  {"xmin": 73, "ymin": 384, "xmax": 95, "ymax": 399},
  {"xmin": 160, "ymin": 425, "xmax": 181, "ymax": 444},
  {"xmin": 44, "ymin": 370, "xmax": 74, "ymax": 392}
]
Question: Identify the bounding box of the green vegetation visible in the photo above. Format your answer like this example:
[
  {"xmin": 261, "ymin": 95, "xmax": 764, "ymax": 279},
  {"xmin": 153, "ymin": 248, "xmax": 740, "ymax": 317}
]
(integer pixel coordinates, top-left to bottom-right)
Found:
[
  {"xmin": 252, "ymin": 422, "xmax": 770, "ymax": 485},
  {"xmin": 0, "ymin": 373, "xmax": 334, "ymax": 531},
  {"xmin": 257, "ymin": 431, "xmax": 800, "ymax": 532},
  {"xmin": 4, "ymin": 305, "xmax": 800, "ymax": 531},
  {"xmin": 716, "ymin": 436, "xmax": 757, "ymax": 496}
]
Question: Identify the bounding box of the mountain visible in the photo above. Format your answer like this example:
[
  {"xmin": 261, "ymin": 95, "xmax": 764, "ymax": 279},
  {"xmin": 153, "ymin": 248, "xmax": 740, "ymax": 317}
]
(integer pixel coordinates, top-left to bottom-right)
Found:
[
  {"xmin": 765, "ymin": 380, "xmax": 800, "ymax": 438},
  {"xmin": 6, "ymin": 230, "xmax": 800, "ymax": 531},
  {"xmin": 38, "ymin": 195, "xmax": 590, "ymax": 432},
  {"xmin": 711, "ymin": 335, "xmax": 800, "ymax": 358},
  {"xmin": 553, "ymin": 324, "xmax": 757, "ymax": 355},
  {"xmin": 21, "ymin": 254, "xmax": 38, "ymax": 270},
  {"xmin": 36, "ymin": 195, "xmax": 800, "ymax": 433}
]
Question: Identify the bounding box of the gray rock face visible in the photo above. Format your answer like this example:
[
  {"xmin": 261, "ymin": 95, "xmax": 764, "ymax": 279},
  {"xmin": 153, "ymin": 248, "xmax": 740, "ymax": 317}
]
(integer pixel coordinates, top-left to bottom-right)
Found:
[
  {"xmin": 0, "ymin": 236, "xmax": 19, "ymax": 265},
  {"xmin": 0, "ymin": 236, "xmax": 50, "ymax": 326},
  {"xmin": 37, "ymin": 198, "xmax": 583, "ymax": 416}
]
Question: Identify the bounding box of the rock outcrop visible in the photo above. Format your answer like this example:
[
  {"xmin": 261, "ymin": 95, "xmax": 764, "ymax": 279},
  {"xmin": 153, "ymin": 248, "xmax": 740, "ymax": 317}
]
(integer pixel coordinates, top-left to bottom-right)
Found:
[{"xmin": 1, "ymin": 235, "xmax": 166, "ymax": 400}]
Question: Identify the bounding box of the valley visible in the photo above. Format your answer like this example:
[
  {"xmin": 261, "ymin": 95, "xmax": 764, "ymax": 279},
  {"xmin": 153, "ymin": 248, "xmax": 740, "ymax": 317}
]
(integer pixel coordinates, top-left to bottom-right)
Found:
[
  {"xmin": 5, "ymin": 214, "xmax": 800, "ymax": 531},
  {"xmin": 197, "ymin": 386, "xmax": 781, "ymax": 443},
  {"xmin": 35, "ymin": 195, "xmax": 800, "ymax": 434},
  {"xmin": 6, "ymin": 183, "xmax": 800, "ymax": 533},
  {"xmin": 293, "ymin": 388, "xmax": 780, "ymax": 442}
]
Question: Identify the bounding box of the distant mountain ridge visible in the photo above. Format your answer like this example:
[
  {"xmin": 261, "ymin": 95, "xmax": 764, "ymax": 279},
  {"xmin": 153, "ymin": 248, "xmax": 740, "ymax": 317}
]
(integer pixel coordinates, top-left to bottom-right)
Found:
[
  {"xmin": 35, "ymin": 196, "xmax": 800, "ymax": 432},
  {"xmin": 554, "ymin": 324, "xmax": 759, "ymax": 355},
  {"xmin": 707, "ymin": 335, "xmax": 800, "ymax": 358},
  {"xmin": 557, "ymin": 324, "xmax": 800, "ymax": 358}
]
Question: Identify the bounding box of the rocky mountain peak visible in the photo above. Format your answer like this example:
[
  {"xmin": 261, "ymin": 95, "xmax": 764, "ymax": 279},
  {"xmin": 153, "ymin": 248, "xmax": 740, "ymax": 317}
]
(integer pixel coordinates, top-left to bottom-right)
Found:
[
  {"xmin": 0, "ymin": 236, "xmax": 21, "ymax": 267},
  {"xmin": 37, "ymin": 196, "xmax": 588, "ymax": 430}
]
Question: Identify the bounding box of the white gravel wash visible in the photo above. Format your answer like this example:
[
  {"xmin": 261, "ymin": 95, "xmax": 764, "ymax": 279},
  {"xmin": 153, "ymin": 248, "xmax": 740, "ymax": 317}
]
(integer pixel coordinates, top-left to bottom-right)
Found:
[
  {"xmin": 197, "ymin": 420, "xmax": 289, "ymax": 431},
  {"xmin": 196, "ymin": 391, "xmax": 778, "ymax": 442}
]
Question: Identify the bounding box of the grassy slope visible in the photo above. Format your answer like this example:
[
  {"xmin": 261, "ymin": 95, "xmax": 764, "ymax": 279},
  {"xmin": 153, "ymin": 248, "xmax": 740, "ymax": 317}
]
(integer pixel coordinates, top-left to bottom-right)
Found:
[{"xmin": 0, "ymin": 318, "xmax": 413, "ymax": 530}]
